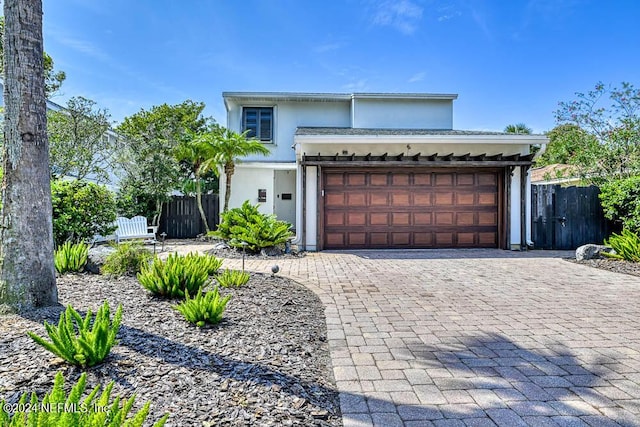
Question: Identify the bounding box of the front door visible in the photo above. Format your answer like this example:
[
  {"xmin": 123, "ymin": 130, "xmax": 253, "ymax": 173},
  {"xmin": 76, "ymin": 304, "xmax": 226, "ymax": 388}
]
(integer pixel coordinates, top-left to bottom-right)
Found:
[{"xmin": 274, "ymin": 169, "xmax": 296, "ymax": 229}]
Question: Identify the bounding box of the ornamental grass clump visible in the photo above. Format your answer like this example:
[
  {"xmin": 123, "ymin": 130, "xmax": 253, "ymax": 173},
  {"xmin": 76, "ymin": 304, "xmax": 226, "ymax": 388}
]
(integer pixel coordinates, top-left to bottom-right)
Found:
[
  {"xmin": 54, "ymin": 241, "xmax": 89, "ymax": 274},
  {"xmin": 101, "ymin": 242, "xmax": 153, "ymax": 276},
  {"xmin": 0, "ymin": 371, "xmax": 169, "ymax": 426},
  {"xmin": 137, "ymin": 253, "xmax": 210, "ymax": 298},
  {"xmin": 173, "ymin": 287, "xmax": 231, "ymax": 327},
  {"xmin": 27, "ymin": 301, "xmax": 122, "ymax": 368},
  {"xmin": 215, "ymin": 269, "xmax": 250, "ymax": 288},
  {"xmin": 183, "ymin": 252, "xmax": 223, "ymax": 276},
  {"xmin": 604, "ymin": 229, "xmax": 640, "ymax": 262}
]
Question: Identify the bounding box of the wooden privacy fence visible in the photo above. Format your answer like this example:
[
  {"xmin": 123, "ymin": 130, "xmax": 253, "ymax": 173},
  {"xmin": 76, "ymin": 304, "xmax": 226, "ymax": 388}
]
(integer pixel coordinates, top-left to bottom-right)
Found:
[
  {"xmin": 531, "ymin": 184, "xmax": 615, "ymax": 250},
  {"xmin": 159, "ymin": 194, "xmax": 219, "ymax": 239}
]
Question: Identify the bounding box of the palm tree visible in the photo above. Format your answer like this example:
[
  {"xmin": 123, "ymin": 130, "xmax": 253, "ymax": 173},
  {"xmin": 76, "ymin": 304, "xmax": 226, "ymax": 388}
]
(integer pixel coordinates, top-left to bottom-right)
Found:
[
  {"xmin": 200, "ymin": 125, "xmax": 270, "ymax": 212},
  {"xmin": 1, "ymin": 0, "xmax": 57, "ymax": 310},
  {"xmin": 504, "ymin": 123, "xmax": 533, "ymax": 134},
  {"xmin": 175, "ymin": 134, "xmax": 216, "ymax": 233}
]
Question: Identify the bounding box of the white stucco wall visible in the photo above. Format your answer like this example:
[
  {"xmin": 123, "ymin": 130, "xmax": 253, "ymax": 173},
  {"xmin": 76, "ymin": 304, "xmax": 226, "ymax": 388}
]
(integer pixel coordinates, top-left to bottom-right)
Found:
[
  {"xmin": 226, "ymin": 100, "xmax": 351, "ymax": 163},
  {"xmin": 219, "ymin": 165, "xmax": 275, "ymax": 216},
  {"xmin": 510, "ymin": 167, "xmax": 522, "ymax": 248},
  {"xmin": 352, "ymin": 98, "xmax": 453, "ymax": 129},
  {"xmin": 304, "ymin": 166, "xmax": 318, "ymax": 251}
]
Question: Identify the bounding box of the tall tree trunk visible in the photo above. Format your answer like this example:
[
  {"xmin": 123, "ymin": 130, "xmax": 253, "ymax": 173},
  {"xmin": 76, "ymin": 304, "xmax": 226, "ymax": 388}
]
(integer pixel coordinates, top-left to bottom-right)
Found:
[
  {"xmin": 0, "ymin": 0, "xmax": 57, "ymax": 312},
  {"xmin": 195, "ymin": 173, "xmax": 210, "ymax": 233},
  {"xmin": 223, "ymin": 163, "xmax": 234, "ymax": 212}
]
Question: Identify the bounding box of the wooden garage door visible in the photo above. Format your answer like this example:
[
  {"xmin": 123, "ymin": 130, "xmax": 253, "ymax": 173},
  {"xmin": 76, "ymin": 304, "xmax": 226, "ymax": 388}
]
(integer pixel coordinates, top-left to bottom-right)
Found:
[{"xmin": 322, "ymin": 169, "xmax": 501, "ymax": 249}]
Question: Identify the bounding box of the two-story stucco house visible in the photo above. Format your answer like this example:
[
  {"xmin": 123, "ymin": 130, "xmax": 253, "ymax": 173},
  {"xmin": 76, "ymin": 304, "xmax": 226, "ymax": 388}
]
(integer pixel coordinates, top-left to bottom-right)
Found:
[{"xmin": 222, "ymin": 92, "xmax": 547, "ymax": 251}]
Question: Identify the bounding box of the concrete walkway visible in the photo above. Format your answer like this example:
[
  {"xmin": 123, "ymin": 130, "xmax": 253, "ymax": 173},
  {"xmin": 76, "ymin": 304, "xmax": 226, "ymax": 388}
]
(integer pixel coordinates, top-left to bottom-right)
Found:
[{"xmin": 219, "ymin": 249, "xmax": 640, "ymax": 426}]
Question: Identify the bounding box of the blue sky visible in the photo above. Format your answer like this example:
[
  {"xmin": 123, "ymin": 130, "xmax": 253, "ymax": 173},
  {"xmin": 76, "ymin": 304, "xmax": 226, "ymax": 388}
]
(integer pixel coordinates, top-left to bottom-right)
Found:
[{"xmin": 42, "ymin": 0, "xmax": 640, "ymax": 133}]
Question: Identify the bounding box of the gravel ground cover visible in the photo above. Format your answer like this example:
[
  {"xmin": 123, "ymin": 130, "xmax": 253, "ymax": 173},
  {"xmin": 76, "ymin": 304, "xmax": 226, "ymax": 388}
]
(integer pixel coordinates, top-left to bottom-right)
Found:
[{"xmin": 0, "ymin": 272, "xmax": 341, "ymax": 426}]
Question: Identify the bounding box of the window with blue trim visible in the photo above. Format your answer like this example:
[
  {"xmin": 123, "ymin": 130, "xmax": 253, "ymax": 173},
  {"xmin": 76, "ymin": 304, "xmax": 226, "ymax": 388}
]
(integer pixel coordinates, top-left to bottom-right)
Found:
[{"xmin": 242, "ymin": 107, "xmax": 273, "ymax": 142}]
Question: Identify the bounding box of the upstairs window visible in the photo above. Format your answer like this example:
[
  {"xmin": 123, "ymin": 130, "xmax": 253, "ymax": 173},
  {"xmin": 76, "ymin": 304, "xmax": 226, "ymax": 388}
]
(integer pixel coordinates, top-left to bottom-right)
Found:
[{"xmin": 242, "ymin": 107, "xmax": 273, "ymax": 142}]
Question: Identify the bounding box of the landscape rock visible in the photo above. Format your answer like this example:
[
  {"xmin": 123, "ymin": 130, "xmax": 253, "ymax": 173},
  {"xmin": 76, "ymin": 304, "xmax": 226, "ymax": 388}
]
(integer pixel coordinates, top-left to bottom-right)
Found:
[
  {"xmin": 261, "ymin": 246, "xmax": 284, "ymax": 257},
  {"xmin": 85, "ymin": 245, "xmax": 117, "ymax": 274},
  {"xmin": 575, "ymin": 244, "xmax": 615, "ymax": 261}
]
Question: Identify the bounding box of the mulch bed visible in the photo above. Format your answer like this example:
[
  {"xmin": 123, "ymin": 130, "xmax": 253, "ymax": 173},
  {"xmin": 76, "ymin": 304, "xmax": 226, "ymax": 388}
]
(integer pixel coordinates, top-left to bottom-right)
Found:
[
  {"xmin": 0, "ymin": 273, "xmax": 341, "ymax": 426},
  {"xmin": 567, "ymin": 257, "xmax": 640, "ymax": 277}
]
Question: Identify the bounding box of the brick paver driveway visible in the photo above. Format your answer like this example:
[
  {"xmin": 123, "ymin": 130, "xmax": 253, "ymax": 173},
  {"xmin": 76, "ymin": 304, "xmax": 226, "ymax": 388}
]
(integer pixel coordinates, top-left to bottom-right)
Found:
[{"xmin": 223, "ymin": 249, "xmax": 640, "ymax": 426}]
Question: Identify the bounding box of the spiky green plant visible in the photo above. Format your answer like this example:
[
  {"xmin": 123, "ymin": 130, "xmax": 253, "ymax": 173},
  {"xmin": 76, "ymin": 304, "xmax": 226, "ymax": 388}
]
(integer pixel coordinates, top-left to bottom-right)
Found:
[
  {"xmin": 27, "ymin": 301, "xmax": 122, "ymax": 368},
  {"xmin": 213, "ymin": 201, "xmax": 292, "ymax": 252},
  {"xmin": 0, "ymin": 371, "xmax": 169, "ymax": 426},
  {"xmin": 215, "ymin": 269, "xmax": 250, "ymax": 288},
  {"xmin": 54, "ymin": 241, "xmax": 89, "ymax": 274},
  {"xmin": 604, "ymin": 229, "xmax": 640, "ymax": 262},
  {"xmin": 173, "ymin": 286, "xmax": 232, "ymax": 327},
  {"xmin": 183, "ymin": 252, "xmax": 223, "ymax": 276},
  {"xmin": 137, "ymin": 253, "xmax": 210, "ymax": 298},
  {"xmin": 101, "ymin": 242, "xmax": 153, "ymax": 277}
]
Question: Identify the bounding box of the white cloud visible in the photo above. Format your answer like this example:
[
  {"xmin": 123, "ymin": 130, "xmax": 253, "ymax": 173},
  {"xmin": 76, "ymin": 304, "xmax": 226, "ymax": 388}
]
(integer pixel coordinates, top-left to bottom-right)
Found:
[
  {"xmin": 314, "ymin": 42, "xmax": 344, "ymax": 53},
  {"xmin": 408, "ymin": 72, "xmax": 426, "ymax": 83},
  {"xmin": 370, "ymin": 0, "xmax": 424, "ymax": 35},
  {"xmin": 342, "ymin": 79, "xmax": 369, "ymax": 91}
]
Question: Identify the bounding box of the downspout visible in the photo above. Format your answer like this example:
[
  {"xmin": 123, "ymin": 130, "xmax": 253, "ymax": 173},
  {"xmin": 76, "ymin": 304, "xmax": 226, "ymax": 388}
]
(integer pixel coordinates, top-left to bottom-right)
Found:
[
  {"xmin": 302, "ymin": 163, "xmax": 306, "ymax": 251},
  {"xmin": 520, "ymin": 165, "xmax": 529, "ymax": 251}
]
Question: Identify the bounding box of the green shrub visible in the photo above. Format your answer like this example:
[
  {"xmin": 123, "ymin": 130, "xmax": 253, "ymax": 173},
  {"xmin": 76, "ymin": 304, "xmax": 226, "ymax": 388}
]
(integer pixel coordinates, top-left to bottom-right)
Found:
[
  {"xmin": 54, "ymin": 241, "xmax": 89, "ymax": 274},
  {"xmin": 213, "ymin": 201, "xmax": 292, "ymax": 252},
  {"xmin": 599, "ymin": 176, "xmax": 640, "ymax": 234},
  {"xmin": 604, "ymin": 229, "xmax": 640, "ymax": 262},
  {"xmin": 183, "ymin": 252, "xmax": 223, "ymax": 275},
  {"xmin": 137, "ymin": 253, "xmax": 210, "ymax": 298},
  {"xmin": 102, "ymin": 242, "xmax": 153, "ymax": 276},
  {"xmin": 27, "ymin": 301, "xmax": 122, "ymax": 368},
  {"xmin": 0, "ymin": 371, "xmax": 169, "ymax": 426},
  {"xmin": 173, "ymin": 287, "xmax": 231, "ymax": 327},
  {"xmin": 52, "ymin": 180, "xmax": 117, "ymax": 246},
  {"xmin": 215, "ymin": 269, "xmax": 250, "ymax": 288}
]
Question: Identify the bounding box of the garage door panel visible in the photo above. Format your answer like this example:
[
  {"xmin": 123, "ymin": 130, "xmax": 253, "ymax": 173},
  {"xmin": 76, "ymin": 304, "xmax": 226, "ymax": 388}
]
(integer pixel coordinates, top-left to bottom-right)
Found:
[
  {"xmin": 414, "ymin": 212, "xmax": 432, "ymax": 225},
  {"xmin": 414, "ymin": 173, "xmax": 431, "ymax": 185},
  {"xmin": 456, "ymin": 212, "xmax": 475, "ymax": 226},
  {"xmin": 478, "ymin": 193, "xmax": 497, "ymax": 205},
  {"xmin": 435, "ymin": 192, "xmax": 454, "ymax": 205},
  {"xmin": 370, "ymin": 173, "xmax": 388, "ymax": 186},
  {"xmin": 323, "ymin": 169, "xmax": 500, "ymax": 249},
  {"xmin": 435, "ymin": 174, "xmax": 454, "ymax": 186},
  {"xmin": 391, "ymin": 213, "xmax": 410, "ymax": 225},
  {"xmin": 391, "ymin": 232, "xmax": 410, "ymax": 245},
  {"xmin": 347, "ymin": 193, "xmax": 366, "ymax": 206},
  {"xmin": 457, "ymin": 233, "xmax": 476, "ymax": 245},
  {"xmin": 392, "ymin": 174, "xmax": 410, "ymax": 186},
  {"xmin": 348, "ymin": 212, "xmax": 366, "ymax": 225},
  {"xmin": 456, "ymin": 193, "xmax": 475, "ymax": 205},
  {"xmin": 457, "ymin": 174, "xmax": 475, "ymax": 186},
  {"xmin": 370, "ymin": 213, "xmax": 388, "ymax": 225},
  {"xmin": 435, "ymin": 212, "xmax": 454, "ymax": 225},
  {"xmin": 326, "ymin": 212, "xmax": 345, "ymax": 226},
  {"xmin": 391, "ymin": 192, "xmax": 410, "ymax": 206},
  {"xmin": 325, "ymin": 172, "xmax": 345, "ymax": 186},
  {"xmin": 348, "ymin": 233, "xmax": 366, "ymax": 245},
  {"xmin": 414, "ymin": 193, "xmax": 432, "ymax": 206},
  {"xmin": 478, "ymin": 173, "xmax": 497, "ymax": 186},
  {"xmin": 370, "ymin": 192, "xmax": 389, "ymax": 206},
  {"xmin": 347, "ymin": 174, "xmax": 365, "ymax": 185},
  {"xmin": 325, "ymin": 233, "xmax": 345, "ymax": 246},
  {"xmin": 325, "ymin": 192, "xmax": 345, "ymax": 206},
  {"xmin": 370, "ymin": 233, "xmax": 388, "ymax": 245}
]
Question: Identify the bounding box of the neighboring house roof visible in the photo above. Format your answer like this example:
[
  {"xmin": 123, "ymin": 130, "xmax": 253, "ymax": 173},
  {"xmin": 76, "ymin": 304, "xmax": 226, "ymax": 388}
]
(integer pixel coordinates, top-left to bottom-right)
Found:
[{"xmin": 531, "ymin": 164, "xmax": 580, "ymax": 184}]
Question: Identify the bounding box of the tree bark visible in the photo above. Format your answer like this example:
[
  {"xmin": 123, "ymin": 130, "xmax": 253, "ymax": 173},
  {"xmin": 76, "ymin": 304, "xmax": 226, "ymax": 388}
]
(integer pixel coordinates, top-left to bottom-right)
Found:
[
  {"xmin": 0, "ymin": 0, "xmax": 57, "ymax": 312},
  {"xmin": 195, "ymin": 172, "xmax": 210, "ymax": 233},
  {"xmin": 223, "ymin": 163, "xmax": 234, "ymax": 212}
]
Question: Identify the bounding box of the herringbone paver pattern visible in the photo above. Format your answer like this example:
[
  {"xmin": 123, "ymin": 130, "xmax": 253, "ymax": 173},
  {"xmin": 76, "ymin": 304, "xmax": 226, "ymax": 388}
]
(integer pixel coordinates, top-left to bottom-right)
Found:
[{"xmin": 222, "ymin": 249, "xmax": 640, "ymax": 426}]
